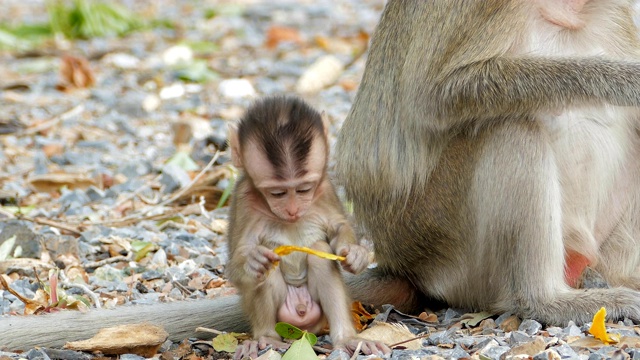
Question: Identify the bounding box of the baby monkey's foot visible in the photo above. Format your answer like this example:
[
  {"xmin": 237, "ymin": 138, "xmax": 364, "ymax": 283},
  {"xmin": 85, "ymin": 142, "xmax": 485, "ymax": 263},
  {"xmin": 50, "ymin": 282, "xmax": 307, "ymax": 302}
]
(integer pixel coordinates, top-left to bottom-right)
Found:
[
  {"xmin": 234, "ymin": 336, "xmax": 290, "ymax": 360},
  {"xmin": 338, "ymin": 338, "xmax": 391, "ymax": 357}
]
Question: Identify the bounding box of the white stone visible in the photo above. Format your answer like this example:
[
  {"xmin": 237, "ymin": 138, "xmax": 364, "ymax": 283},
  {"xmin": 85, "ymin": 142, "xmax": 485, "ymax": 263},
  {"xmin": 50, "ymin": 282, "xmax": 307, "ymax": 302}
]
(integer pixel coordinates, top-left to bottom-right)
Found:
[
  {"xmin": 159, "ymin": 83, "xmax": 186, "ymax": 100},
  {"xmin": 162, "ymin": 45, "xmax": 193, "ymax": 66},
  {"xmin": 218, "ymin": 78, "xmax": 256, "ymax": 99},
  {"xmin": 103, "ymin": 53, "xmax": 140, "ymax": 69}
]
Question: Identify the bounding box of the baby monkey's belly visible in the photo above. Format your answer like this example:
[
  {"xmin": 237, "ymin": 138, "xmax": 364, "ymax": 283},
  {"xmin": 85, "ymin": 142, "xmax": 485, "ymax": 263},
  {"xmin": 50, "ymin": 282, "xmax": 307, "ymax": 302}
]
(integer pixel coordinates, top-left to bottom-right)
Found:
[{"xmin": 277, "ymin": 284, "xmax": 325, "ymax": 332}]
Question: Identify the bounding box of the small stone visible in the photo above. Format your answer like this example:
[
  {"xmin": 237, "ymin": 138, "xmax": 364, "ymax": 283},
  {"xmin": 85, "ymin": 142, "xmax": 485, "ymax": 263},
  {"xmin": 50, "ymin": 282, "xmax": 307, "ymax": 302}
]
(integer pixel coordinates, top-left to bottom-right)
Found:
[
  {"xmin": 115, "ymin": 91, "xmax": 149, "ymax": 117},
  {"xmin": 589, "ymin": 354, "xmax": 607, "ymax": 360},
  {"xmin": 118, "ymin": 160, "xmax": 153, "ymax": 178},
  {"xmin": 546, "ymin": 326, "xmax": 563, "ymax": 337},
  {"xmin": 93, "ymin": 265, "xmax": 124, "ymax": 282},
  {"xmin": 194, "ymin": 254, "xmax": 221, "ymax": 269},
  {"xmin": 160, "ymin": 83, "xmax": 186, "ymax": 100},
  {"xmin": 160, "ymin": 163, "xmax": 191, "ymax": 194},
  {"xmin": 446, "ymin": 346, "xmax": 470, "ymax": 359},
  {"xmin": 218, "ymin": 78, "xmax": 256, "ymax": 99},
  {"xmin": 610, "ymin": 350, "xmax": 631, "ymax": 360},
  {"xmin": 628, "ymin": 349, "xmax": 640, "ymax": 360},
  {"xmin": 142, "ymin": 94, "xmax": 161, "ymax": 112},
  {"xmin": 103, "ymin": 53, "xmax": 141, "ymax": 69},
  {"xmin": 149, "ymin": 248, "xmax": 168, "ymax": 269},
  {"xmin": 0, "ymin": 221, "xmax": 43, "ymax": 258},
  {"xmin": 505, "ymin": 336, "xmax": 546, "ymax": 358},
  {"xmin": 43, "ymin": 234, "xmax": 79, "ymax": 259},
  {"xmin": 141, "ymin": 270, "xmax": 163, "ymax": 281},
  {"xmin": 326, "ymin": 349, "xmax": 350, "ymax": 360},
  {"xmin": 533, "ymin": 349, "xmax": 562, "ymax": 360},
  {"xmin": 59, "ymin": 189, "xmax": 91, "ymax": 209},
  {"xmin": 519, "ymin": 319, "xmax": 542, "ymax": 336},
  {"xmin": 168, "ymin": 287, "xmax": 183, "ymax": 300},
  {"xmin": 509, "ymin": 331, "xmax": 534, "ymax": 345},
  {"xmin": 443, "ymin": 308, "xmax": 463, "ymax": 323},
  {"xmin": 499, "ymin": 315, "xmax": 522, "ymax": 332},
  {"xmin": 563, "ymin": 323, "xmax": 583, "ymax": 337},
  {"xmin": 481, "ymin": 345, "xmax": 510, "ymax": 360},
  {"xmin": 554, "ymin": 344, "xmax": 578, "ymax": 358},
  {"xmin": 85, "ymin": 186, "xmax": 106, "ymax": 201},
  {"xmin": 162, "ymin": 45, "xmax": 193, "ymax": 66},
  {"xmin": 8, "ymin": 279, "xmax": 37, "ymax": 299}
]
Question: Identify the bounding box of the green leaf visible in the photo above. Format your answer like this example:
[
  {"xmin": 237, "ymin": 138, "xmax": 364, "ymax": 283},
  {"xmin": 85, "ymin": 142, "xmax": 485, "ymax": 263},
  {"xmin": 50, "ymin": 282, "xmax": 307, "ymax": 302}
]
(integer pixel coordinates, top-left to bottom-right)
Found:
[
  {"xmin": 175, "ymin": 60, "xmax": 218, "ymax": 83},
  {"xmin": 302, "ymin": 332, "xmax": 317, "ymax": 346},
  {"xmin": 281, "ymin": 338, "xmax": 318, "ymax": 360},
  {"xmin": 47, "ymin": 0, "xmax": 143, "ymax": 40},
  {"xmin": 212, "ymin": 333, "xmax": 238, "ymax": 353},
  {"xmin": 131, "ymin": 240, "xmax": 154, "ymax": 261},
  {"xmin": 275, "ymin": 322, "xmax": 303, "ymax": 340},
  {"xmin": 0, "ymin": 205, "xmax": 35, "ymax": 216},
  {"xmin": 166, "ymin": 151, "xmax": 199, "ymax": 171},
  {"xmin": 183, "ymin": 40, "xmax": 219, "ymax": 55},
  {"xmin": 216, "ymin": 173, "xmax": 236, "ymax": 209},
  {"xmin": 0, "ymin": 235, "xmax": 16, "ymax": 261}
]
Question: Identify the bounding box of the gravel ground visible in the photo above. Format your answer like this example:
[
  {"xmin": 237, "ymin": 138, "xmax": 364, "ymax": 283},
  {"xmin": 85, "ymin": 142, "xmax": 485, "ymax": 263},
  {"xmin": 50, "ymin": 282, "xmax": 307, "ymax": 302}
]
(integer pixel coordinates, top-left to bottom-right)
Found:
[{"xmin": 1, "ymin": 1, "xmax": 640, "ymax": 359}]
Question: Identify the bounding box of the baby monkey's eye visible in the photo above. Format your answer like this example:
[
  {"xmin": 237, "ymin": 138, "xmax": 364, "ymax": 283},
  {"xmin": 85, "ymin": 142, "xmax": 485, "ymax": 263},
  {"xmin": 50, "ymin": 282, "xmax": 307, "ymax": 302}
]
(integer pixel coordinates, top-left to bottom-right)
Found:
[
  {"xmin": 270, "ymin": 191, "xmax": 286, "ymax": 198},
  {"xmin": 296, "ymin": 188, "xmax": 312, "ymax": 194}
]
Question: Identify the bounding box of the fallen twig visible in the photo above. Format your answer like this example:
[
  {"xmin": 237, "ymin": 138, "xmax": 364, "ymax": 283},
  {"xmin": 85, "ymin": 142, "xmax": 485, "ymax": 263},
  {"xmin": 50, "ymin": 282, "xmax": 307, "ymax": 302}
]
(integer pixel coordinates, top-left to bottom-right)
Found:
[
  {"xmin": 21, "ymin": 104, "xmax": 84, "ymax": 136},
  {"xmin": 144, "ymin": 150, "xmax": 220, "ymax": 214},
  {"xmin": 91, "ymin": 151, "xmax": 220, "ymax": 227},
  {"xmin": 83, "ymin": 255, "xmax": 131, "ymax": 269},
  {"xmin": 389, "ymin": 332, "xmax": 431, "ymax": 348},
  {"xmin": 30, "ymin": 216, "xmax": 82, "ymax": 236}
]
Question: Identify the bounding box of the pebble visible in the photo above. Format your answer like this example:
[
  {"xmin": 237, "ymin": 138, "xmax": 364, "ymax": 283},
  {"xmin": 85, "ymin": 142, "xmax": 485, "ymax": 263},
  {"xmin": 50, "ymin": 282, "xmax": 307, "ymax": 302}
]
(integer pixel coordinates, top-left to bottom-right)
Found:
[
  {"xmin": 162, "ymin": 45, "xmax": 193, "ymax": 66},
  {"xmin": 519, "ymin": 319, "xmax": 543, "ymax": 336},
  {"xmin": 103, "ymin": 53, "xmax": 141, "ymax": 69},
  {"xmin": 218, "ymin": 78, "xmax": 257, "ymax": 99}
]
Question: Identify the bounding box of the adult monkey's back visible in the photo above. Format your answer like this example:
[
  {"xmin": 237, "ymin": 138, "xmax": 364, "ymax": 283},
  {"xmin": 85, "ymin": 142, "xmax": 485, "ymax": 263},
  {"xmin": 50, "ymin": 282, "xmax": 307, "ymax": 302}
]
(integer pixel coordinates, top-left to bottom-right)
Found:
[{"xmin": 336, "ymin": 0, "xmax": 640, "ymax": 325}]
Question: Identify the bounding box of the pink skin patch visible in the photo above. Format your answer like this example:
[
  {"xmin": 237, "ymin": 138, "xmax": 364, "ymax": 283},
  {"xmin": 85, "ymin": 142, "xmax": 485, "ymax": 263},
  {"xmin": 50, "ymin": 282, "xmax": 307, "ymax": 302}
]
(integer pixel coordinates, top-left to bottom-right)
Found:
[
  {"xmin": 277, "ymin": 284, "xmax": 323, "ymax": 330},
  {"xmin": 564, "ymin": 250, "xmax": 591, "ymax": 288}
]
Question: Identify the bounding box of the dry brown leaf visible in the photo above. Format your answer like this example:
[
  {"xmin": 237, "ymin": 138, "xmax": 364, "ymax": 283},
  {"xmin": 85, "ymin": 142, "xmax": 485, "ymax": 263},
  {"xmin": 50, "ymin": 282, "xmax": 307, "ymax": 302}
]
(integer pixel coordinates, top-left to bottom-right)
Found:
[
  {"xmin": 42, "ymin": 143, "xmax": 65, "ymax": 158},
  {"xmin": 358, "ymin": 322, "xmax": 422, "ymax": 350},
  {"xmin": 64, "ymin": 323, "xmax": 168, "ymax": 357},
  {"xmin": 339, "ymin": 79, "xmax": 358, "ymax": 92},
  {"xmin": 57, "ymin": 55, "xmax": 95, "ymax": 91},
  {"xmin": 418, "ymin": 311, "xmax": 438, "ymax": 323},
  {"xmin": 265, "ymin": 26, "xmax": 302, "ymax": 49},
  {"xmin": 27, "ymin": 173, "xmax": 97, "ymax": 192},
  {"xmin": 351, "ymin": 301, "xmax": 375, "ymax": 331},
  {"xmin": 0, "ymin": 274, "xmax": 47, "ymax": 314}
]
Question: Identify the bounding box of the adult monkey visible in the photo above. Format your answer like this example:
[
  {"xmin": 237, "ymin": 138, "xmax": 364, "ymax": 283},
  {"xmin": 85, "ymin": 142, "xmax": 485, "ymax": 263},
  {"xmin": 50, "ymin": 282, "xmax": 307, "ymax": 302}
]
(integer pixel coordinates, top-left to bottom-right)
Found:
[{"xmin": 336, "ymin": 0, "xmax": 640, "ymax": 325}]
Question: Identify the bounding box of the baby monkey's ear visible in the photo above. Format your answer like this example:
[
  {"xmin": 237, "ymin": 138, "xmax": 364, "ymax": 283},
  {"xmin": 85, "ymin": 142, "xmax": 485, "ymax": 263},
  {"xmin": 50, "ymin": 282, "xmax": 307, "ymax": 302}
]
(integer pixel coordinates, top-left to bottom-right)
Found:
[{"xmin": 228, "ymin": 122, "xmax": 243, "ymax": 169}]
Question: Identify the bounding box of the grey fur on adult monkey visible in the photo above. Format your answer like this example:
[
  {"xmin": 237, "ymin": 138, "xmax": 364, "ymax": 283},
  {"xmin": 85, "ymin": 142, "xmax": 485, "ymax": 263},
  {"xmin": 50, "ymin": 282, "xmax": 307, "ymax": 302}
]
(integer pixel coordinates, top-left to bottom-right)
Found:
[{"xmin": 336, "ymin": 0, "xmax": 640, "ymax": 325}]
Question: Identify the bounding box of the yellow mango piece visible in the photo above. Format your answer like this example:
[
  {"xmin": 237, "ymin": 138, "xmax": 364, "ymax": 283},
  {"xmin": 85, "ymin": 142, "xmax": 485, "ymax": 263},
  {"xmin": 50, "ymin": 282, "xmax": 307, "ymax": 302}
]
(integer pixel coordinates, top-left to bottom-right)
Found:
[
  {"xmin": 273, "ymin": 245, "xmax": 346, "ymax": 261},
  {"xmin": 588, "ymin": 307, "xmax": 620, "ymax": 345}
]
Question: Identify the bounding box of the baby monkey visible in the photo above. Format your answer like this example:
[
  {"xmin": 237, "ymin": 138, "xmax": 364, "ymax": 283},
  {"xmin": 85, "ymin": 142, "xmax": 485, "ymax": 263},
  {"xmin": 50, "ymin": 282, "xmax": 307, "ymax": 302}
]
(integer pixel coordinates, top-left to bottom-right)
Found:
[{"xmin": 226, "ymin": 96, "xmax": 389, "ymax": 359}]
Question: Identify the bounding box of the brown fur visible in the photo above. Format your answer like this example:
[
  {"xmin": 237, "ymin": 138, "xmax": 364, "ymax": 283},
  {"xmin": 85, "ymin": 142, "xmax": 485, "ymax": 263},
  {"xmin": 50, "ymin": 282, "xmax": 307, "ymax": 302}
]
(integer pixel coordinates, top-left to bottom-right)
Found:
[{"xmin": 336, "ymin": 0, "xmax": 640, "ymax": 325}]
